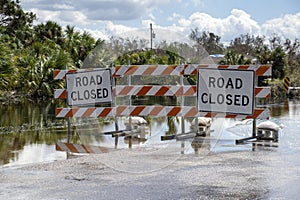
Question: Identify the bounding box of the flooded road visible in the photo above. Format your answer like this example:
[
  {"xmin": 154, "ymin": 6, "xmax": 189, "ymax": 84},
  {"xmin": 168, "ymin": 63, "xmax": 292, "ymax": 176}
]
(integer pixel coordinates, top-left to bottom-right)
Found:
[
  {"xmin": 0, "ymin": 100, "xmax": 300, "ymax": 199},
  {"xmin": 0, "ymin": 100, "xmax": 299, "ymax": 167},
  {"xmin": 265, "ymin": 101, "xmax": 300, "ymax": 199}
]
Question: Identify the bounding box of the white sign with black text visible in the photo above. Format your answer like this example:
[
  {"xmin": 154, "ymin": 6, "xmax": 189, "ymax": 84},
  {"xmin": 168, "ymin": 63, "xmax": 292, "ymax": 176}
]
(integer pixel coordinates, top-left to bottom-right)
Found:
[
  {"xmin": 66, "ymin": 69, "xmax": 112, "ymax": 106},
  {"xmin": 197, "ymin": 68, "xmax": 255, "ymax": 115}
]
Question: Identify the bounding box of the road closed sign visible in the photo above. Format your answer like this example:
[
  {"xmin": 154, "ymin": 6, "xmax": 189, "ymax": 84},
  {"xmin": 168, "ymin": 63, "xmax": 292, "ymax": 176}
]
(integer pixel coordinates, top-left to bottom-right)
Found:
[
  {"xmin": 66, "ymin": 69, "xmax": 113, "ymax": 106},
  {"xmin": 197, "ymin": 68, "xmax": 255, "ymax": 115}
]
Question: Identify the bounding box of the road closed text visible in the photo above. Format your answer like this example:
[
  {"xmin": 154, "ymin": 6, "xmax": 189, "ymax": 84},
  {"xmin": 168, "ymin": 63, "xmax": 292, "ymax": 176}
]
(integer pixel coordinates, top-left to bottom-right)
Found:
[
  {"xmin": 197, "ymin": 69, "xmax": 255, "ymax": 115},
  {"xmin": 70, "ymin": 88, "xmax": 109, "ymax": 101},
  {"xmin": 200, "ymin": 77, "xmax": 249, "ymax": 106},
  {"xmin": 66, "ymin": 69, "xmax": 112, "ymax": 106}
]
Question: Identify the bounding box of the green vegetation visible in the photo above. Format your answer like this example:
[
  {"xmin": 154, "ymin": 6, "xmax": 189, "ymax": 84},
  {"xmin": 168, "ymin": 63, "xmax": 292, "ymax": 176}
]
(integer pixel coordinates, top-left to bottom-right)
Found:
[{"xmin": 0, "ymin": 0, "xmax": 299, "ymax": 103}]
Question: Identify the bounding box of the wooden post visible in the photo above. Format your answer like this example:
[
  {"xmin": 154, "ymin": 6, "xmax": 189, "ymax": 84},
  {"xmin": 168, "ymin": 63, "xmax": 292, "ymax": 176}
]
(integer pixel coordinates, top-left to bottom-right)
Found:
[
  {"xmin": 112, "ymin": 64, "xmax": 119, "ymax": 133},
  {"xmin": 253, "ymin": 75, "xmax": 258, "ymax": 138},
  {"xmin": 252, "ymin": 119, "xmax": 256, "ymax": 137},
  {"xmin": 66, "ymin": 64, "xmax": 71, "ymax": 159},
  {"xmin": 65, "ymin": 65, "xmax": 72, "ymax": 144},
  {"xmin": 128, "ymin": 60, "xmax": 132, "ymax": 131},
  {"xmin": 180, "ymin": 60, "xmax": 185, "ymax": 135}
]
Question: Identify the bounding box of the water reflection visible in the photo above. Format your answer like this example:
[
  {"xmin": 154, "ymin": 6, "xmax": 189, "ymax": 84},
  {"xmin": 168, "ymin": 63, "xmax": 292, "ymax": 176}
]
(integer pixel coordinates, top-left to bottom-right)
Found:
[
  {"xmin": 269, "ymin": 100, "xmax": 290, "ymax": 117},
  {"xmin": 0, "ymin": 102, "xmax": 68, "ymax": 166},
  {"xmin": 3, "ymin": 143, "xmax": 66, "ymax": 167},
  {"xmin": 1, "ymin": 100, "xmax": 300, "ymax": 167}
]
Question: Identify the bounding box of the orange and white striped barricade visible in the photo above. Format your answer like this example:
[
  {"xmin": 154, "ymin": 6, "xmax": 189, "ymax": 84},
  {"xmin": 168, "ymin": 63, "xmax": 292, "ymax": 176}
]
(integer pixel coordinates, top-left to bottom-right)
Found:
[{"xmin": 54, "ymin": 64, "xmax": 271, "ymax": 148}]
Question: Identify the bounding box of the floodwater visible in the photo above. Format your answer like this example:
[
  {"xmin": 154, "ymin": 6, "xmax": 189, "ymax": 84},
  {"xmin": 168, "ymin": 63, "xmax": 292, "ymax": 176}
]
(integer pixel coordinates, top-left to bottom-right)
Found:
[{"xmin": 0, "ymin": 99, "xmax": 299, "ymax": 168}]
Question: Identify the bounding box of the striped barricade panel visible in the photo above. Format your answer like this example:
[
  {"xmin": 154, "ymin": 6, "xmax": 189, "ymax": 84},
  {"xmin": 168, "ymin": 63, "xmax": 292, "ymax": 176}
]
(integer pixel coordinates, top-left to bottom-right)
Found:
[
  {"xmin": 193, "ymin": 65, "xmax": 271, "ymax": 76},
  {"xmin": 199, "ymin": 108, "xmax": 269, "ymax": 119},
  {"xmin": 53, "ymin": 65, "xmax": 271, "ymax": 80},
  {"xmin": 55, "ymin": 86, "xmax": 270, "ymax": 99},
  {"xmin": 56, "ymin": 107, "xmax": 115, "ymax": 118},
  {"xmin": 113, "ymin": 64, "xmax": 271, "ymax": 76},
  {"xmin": 53, "ymin": 68, "xmax": 117, "ymax": 80},
  {"xmin": 254, "ymin": 87, "xmax": 271, "ymax": 98},
  {"xmin": 56, "ymin": 106, "xmax": 269, "ymax": 119},
  {"xmin": 113, "ymin": 65, "xmax": 183, "ymax": 76},
  {"xmin": 54, "ymin": 89, "xmax": 67, "ymax": 99},
  {"xmin": 53, "ymin": 69, "xmax": 77, "ymax": 80},
  {"xmin": 54, "ymin": 86, "xmax": 196, "ymax": 99},
  {"xmin": 114, "ymin": 86, "xmax": 270, "ymax": 98},
  {"xmin": 115, "ymin": 85, "xmax": 197, "ymax": 96}
]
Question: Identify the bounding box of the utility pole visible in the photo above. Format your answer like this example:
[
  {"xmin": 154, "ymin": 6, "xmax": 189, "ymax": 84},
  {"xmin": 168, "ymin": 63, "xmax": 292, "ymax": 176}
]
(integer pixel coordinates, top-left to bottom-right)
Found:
[
  {"xmin": 150, "ymin": 23, "xmax": 155, "ymax": 50},
  {"xmin": 150, "ymin": 23, "xmax": 153, "ymax": 50}
]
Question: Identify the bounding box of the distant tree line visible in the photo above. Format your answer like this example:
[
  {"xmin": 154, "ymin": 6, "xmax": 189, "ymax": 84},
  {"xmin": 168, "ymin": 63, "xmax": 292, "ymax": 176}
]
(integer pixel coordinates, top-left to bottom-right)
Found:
[
  {"xmin": 189, "ymin": 28, "xmax": 300, "ymax": 82},
  {"xmin": 0, "ymin": 0, "xmax": 299, "ymax": 102}
]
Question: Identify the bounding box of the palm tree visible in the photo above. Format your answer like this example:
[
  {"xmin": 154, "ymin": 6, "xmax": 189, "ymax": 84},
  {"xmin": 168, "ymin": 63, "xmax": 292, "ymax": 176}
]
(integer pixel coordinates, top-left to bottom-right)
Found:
[
  {"xmin": 63, "ymin": 26, "xmax": 96, "ymax": 68},
  {"xmin": 14, "ymin": 40, "xmax": 74, "ymax": 98},
  {"xmin": 77, "ymin": 31, "xmax": 96, "ymax": 63},
  {"xmin": 33, "ymin": 21, "xmax": 64, "ymax": 45}
]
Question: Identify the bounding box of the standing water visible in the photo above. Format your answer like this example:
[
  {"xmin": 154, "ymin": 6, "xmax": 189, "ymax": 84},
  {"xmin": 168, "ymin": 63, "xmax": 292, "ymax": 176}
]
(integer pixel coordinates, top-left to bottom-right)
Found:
[{"xmin": 0, "ymin": 99, "xmax": 299, "ymax": 168}]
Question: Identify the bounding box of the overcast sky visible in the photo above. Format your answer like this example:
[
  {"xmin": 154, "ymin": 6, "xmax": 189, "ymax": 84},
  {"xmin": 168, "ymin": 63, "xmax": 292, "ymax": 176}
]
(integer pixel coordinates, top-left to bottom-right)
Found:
[{"xmin": 20, "ymin": 0, "xmax": 300, "ymax": 43}]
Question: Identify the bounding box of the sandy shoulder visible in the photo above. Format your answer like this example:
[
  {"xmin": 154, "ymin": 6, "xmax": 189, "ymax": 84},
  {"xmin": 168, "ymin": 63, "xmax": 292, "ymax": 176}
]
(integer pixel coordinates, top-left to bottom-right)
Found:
[{"xmin": 0, "ymin": 147, "xmax": 297, "ymax": 200}]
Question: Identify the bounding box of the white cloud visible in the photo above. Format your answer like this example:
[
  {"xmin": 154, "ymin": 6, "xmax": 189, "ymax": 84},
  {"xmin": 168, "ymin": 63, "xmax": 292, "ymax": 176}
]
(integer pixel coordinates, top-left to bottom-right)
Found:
[
  {"xmin": 139, "ymin": 21, "xmax": 191, "ymax": 44},
  {"xmin": 223, "ymin": 9, "xmax": 261, "ymax": 37},
  {"xmin": 168, "ymin": 13, "xmax": 181, "ymax": 21},
  {"xmin": 80, "ymin": 28, "xmax": 110, "ymax": 40},
  {"xmin": 23, "ymin": 0, "xmax": 171, "ymax": 22},
  {"xmin": 30, "ymin": 8, "xmax": 60, "ymax": 23},
  {"xmin": 262, "ymin": 12, "xmax": 300, "ymax": 39},
  {"xmin": 21, "ymin": 0, "xmax": 39, "ymax": 3},
  {"xmin": 58, "ymin": 11, "xmax": 89, "ymax": 25},
  {"xmin": 182, "ymin": 9, "xmax": 261, "ymax": 41},
  {"xmin": 52, "ymin": 4, "xmax": 74, "ymax": 10},
  {"xmin": 141, "ymin": 19, "xmax": 156, "ymax": 27},
  {"xmin": 178, "ymin": 18, "xmax": 191, "ymax": 27},
  {"xmin": 105, "ymin": 21, "xmax": 137, "ymax": 36},
  {"xmin": 189, "ymin": 12, "xmax": 219, "ymax": 30},
  {"xmin": 23, "ymin": 1, "xmax": 300, "ymax": 42},
  {"xmin": 148, "ymin": 13, "xmax": 156, "ymax": 20},
  {"xmin": 81, "ymin": 9, "xmax": 300, "ymax": 43},
  {"xmin": 182, "ymin": 9, "xmax": 300, "ymax": 41},
  {"xmin": 30, "ymin": 8, "xmax": 89, "ymax": 26}
]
